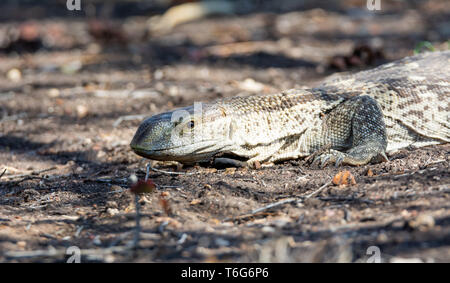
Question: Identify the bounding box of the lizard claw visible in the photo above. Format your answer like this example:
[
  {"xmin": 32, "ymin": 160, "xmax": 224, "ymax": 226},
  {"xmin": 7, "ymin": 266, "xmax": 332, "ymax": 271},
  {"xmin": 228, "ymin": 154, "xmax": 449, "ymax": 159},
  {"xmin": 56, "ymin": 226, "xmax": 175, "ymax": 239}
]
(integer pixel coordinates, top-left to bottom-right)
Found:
[
  {"xmin": 320, "ymin": 155, "xmax": 332, "ymax": 168},
  {"xmin": 335, "ymin": 156, "xmax": 344, "ymax": 167},
  {"xmin": 311, "ymin": 153, "xmax": 333, "ymax": 168},
  {"xmin": 312, "ymin": 155, "xmax": 323, "ymax": 167},
  {"xmin": 311, "ymin": 149, "xmax": 347, "ymax": 168}
]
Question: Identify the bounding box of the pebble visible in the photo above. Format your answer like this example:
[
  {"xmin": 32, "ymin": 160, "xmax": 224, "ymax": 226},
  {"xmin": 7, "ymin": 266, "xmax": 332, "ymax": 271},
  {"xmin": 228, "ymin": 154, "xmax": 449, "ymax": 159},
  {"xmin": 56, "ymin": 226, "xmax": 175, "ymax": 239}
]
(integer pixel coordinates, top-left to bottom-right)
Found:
[
  {"xmin": 261, "ymin": 226, "xmax": 276, "ymax": 234},
  {"xmin": 110, "ymin": 185, "xmax": 123, "ymax": 191},
  {"xmin": 154, "ymin": 69, "xmax": 164, "ymax": 80},
  {"xmin": 61, "ymin": 60, "xmax": 82, "ymax": 74},
  {"xmin": 129, "ymin": 174, "xmax": 138, "ymax": 184},
  {"xmin": 107, "ymin": 208, "xmax": 120, "ymax": 216},
  {"xmin": 76, "ymin": 105, "xmax": 89, "ymax": 118},
  {"xmin": 237, "ymin": 78, "xmax": 265, "ymax": 92},
  {"xmin": 7, "ymin": 68, "xmax": 22, "ymax": 82},
  {"xmin": 48, "ymin": 88, "xmax": 60, "ymax": 98},
  {"xmin": 408, "ymin": 214, "xmax": 435, "ymax": 230},
  {"xmin": 106, "ymin": 201, "xmax": 118, "ymax": 208},
  {"xmin": 92, "ymin": 235, "xmax": 102, "ymax": 245},
  {"xmin": 215, "ymin": 238, "xmax": 230, "ymax": 247}
]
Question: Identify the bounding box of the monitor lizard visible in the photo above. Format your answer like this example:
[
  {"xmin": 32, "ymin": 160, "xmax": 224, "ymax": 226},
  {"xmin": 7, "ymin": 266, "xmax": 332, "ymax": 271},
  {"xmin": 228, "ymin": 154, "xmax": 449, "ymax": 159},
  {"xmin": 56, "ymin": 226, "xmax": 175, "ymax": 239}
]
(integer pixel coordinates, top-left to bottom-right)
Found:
[{"xmin": 130, "ymin": 51, "xmax": 450, "ymax": 168}]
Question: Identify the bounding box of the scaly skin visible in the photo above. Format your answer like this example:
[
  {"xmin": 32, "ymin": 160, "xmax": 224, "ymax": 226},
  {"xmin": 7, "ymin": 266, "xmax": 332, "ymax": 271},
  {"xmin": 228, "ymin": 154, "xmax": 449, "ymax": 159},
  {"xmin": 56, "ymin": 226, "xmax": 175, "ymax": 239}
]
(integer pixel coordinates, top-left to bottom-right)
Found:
[{"xmin": 130, "ymin": 51, "xmax": 450, "ymax": 167}]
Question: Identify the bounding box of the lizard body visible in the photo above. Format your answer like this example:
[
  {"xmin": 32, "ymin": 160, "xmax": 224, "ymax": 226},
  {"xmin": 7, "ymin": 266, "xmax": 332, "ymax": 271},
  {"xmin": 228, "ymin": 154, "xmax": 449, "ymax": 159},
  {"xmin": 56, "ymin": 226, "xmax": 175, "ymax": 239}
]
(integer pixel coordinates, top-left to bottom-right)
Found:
[{"xmin": 130, "ymin": 51, "xmax": 450, "ymax": 167}]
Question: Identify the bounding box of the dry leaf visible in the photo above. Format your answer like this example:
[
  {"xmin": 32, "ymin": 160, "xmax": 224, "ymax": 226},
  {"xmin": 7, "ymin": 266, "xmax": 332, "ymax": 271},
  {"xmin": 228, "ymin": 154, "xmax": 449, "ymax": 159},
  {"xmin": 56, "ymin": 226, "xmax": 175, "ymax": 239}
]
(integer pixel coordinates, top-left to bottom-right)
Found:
[{"xmin": 332, "ymin": 170, "xmax": 356, "ymax": 186}]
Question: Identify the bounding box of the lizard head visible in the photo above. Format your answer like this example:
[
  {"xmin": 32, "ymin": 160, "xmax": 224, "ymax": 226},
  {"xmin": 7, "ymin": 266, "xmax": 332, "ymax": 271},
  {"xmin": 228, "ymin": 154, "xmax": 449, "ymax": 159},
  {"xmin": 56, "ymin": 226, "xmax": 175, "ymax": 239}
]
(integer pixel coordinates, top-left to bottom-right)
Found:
[{"xmin": 130, "ymin": 103, "xmax": 233, "ymax": 163}]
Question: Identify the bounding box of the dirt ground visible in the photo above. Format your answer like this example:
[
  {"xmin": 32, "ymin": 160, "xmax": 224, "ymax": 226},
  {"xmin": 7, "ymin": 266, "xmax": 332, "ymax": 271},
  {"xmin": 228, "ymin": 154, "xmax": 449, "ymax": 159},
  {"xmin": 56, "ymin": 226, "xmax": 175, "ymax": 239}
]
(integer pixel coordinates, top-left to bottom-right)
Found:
[{"xmin": 0, "ymin": 0, "xmax": 449, "ymax": 263}]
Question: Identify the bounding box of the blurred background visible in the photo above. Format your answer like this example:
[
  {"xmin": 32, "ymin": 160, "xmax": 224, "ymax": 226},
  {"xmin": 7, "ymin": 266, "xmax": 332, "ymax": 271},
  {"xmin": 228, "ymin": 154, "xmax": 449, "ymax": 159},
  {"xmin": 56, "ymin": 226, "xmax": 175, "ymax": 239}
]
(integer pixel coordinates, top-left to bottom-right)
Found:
[{"xmin": 1, "ymin": 0, "xmax": 449, "ymax": 123}]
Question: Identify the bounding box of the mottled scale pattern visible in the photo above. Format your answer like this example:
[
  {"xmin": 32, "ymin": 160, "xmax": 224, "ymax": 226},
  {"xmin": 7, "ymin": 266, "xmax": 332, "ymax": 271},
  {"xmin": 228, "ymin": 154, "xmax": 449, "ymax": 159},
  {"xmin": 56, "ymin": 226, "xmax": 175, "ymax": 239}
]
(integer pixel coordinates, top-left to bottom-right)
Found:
[
  {"xmin": 320, "ymin": 50, "xmax": 450, "ymax": 153},
  {"xmin": 130, "ymin": 51, "xmax": 450, "ymax": 166},
  {"xmin": 215, "ymin": 89, "xmax": 344, "ymax": 163}
]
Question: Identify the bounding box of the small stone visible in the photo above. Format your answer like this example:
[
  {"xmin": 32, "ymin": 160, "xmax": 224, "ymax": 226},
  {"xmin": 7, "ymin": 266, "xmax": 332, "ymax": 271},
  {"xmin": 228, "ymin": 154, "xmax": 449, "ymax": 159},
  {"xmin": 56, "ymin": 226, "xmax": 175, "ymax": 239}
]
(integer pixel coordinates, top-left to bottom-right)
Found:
[
  {"xmin": 48, "ymin": 88, "xmax": 60, "ymax": 98},
  {"xmin": 110, "ymin": 185, "xmax": 122, "ymax": 191},
  {"xmin": 377, "ymin": 233, "xmax": 388, "ymax": 242},
  {"xmin": 61, "ymin": 60, "xmax": 82, "ymax": 74},
  {"xmin": 76, "ymin": 105, "xmax": 89, "ymax": 118},
  {"xmin": 96, "ymin": 150, "xmax": 106, "ymax": 159},
  {"xmin": 236, "ymin": 78, "xmax": 265, "ymax": 92},
  {"xmin": 83, "ymin": 138, "xmax": 92, "ymax": 145},
  {"xmin": 168, "ymin": 85, "xmax": 179, "ymax": 96},
  {"xmin": 408, "ymin": 214, "xmax": 435, "ymax": 230},
  {"xmin": 106, "ymin": 201, "xmax": 118, "ymax": 208},
  {"xmin": 215, "ymin": 238, "xmax": 230, "ymax": 247},
  {"xmin": 154, "ymin": 69, "xmax": 164, "ymax": 80},
  {"xmin": 7, "ymin": 68, "xmax": 22, "ymax": 82},
  {"xmin": 16, "ymin": 241, "xmax": 26, "ymax": 248},
  {"xmin": 107, "ymin": 208, "xmax": 120, "ymax": 216},
  {"xmin": 92, "ymin": 235, "xmax": 102, "ymax": 245},
  {"xmin": 261, "ymin": 226, "xmax": 276, "ymax": 234},
  {"xmin": 270, "ymin": 217, "xmax": 290, "ymax": 228},
  {"xmin": 129, "ymin": 174, "xmax": 138, "ymax": 184}
]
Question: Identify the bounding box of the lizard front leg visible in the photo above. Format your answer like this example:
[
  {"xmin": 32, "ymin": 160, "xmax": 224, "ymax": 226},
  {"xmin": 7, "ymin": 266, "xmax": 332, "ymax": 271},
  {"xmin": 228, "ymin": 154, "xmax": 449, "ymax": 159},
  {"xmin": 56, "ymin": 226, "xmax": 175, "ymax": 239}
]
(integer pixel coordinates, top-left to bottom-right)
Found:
[{"xmin": 315, "ymin": 95, "xmax": 388, "ymax": 167}]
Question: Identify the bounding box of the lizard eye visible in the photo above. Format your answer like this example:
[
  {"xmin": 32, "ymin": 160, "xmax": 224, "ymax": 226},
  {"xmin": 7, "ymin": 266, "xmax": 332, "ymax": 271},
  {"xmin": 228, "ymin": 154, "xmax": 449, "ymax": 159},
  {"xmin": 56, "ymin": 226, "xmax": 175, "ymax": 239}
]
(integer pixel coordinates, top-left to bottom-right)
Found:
[{"xmin": 181, "ymin": 120, "xmax": 195, "ymax": 135}]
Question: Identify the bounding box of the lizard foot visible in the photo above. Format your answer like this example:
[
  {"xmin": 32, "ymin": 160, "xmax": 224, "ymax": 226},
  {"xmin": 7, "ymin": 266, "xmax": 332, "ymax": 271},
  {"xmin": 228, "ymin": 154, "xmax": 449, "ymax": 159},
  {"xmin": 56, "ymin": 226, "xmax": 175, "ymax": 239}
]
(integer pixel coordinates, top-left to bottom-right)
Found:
[{"xmin": 313, "ymin": 143, "xmax": 388, "ymax": 167}]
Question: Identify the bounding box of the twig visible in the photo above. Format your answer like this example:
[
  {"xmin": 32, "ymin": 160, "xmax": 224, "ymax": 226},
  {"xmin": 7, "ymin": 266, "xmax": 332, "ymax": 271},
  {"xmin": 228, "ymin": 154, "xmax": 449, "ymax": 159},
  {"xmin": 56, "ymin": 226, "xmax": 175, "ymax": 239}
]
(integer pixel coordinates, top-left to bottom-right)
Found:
[
  {"xmin": 145, "ymin": 163, "xmax": 150, "ymax": 181},
  {"xmin": 7, "ymin": 176, "xmax": 45, "ymax": 186},
  {"xmin": 423, "ymin": 159, "xmax": 447, "ymax": 167},
  {"xmin": 159, "ymin": 185, "xmax": 183, "ymax": 189},
  {"xmin": 149, "ymin": 165, "xmax": 195, "ymax": 176},
  {"xmin": 0, "ymin": 168, "xmax": 6, "ymax": 179},
  {"xmin": 250, "ymin": 198, "xmax": 297, "ymax": 215},
  {"xmin": 226, "ymin": 180, "xmax": 333, "ymax": 221},
  {"xmin": 4, "ymin": 167, "xmax": 57, "ymax": 180},
  {"xmin": 303, "ymin": 180, "xmax": 332, "ymax": 199}
]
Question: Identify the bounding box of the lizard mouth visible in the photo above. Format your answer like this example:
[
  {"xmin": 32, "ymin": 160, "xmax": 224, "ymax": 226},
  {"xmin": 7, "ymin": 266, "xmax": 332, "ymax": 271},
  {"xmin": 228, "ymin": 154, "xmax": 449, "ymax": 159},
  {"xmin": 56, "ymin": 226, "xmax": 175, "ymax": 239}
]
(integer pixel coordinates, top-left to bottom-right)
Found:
[{"xmin": 130, "ymin": 141, "xmax": 219, "ymax": 162}]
